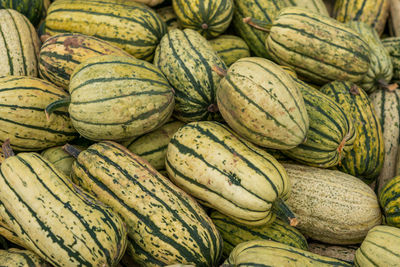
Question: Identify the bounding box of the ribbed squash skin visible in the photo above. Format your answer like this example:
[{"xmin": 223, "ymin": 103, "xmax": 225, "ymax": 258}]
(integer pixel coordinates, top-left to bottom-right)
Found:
[
  {"xmin": 156, "ymin": 6, "xmax": 180, "ymax": 31},
  {"xmin": 283, "ymin": 163, "xmax": 382, "ymax": 245},
  {"xmin": 0, "ymin": 0, "xmax": 44, "ymax": 26},
  {"xmin": 282, "ymin": 79, "xmax": 356, "ymax": 168},
  {"xmin": 210, "ymin": 210, "xmax": 308, "ymax": 257},
  {"xmin": 308, "ymin": 243, "xmax": 356, "ymax": 264},
  {"xmin": 320, "ymin": 81, "xmax": 384, "ymax": 184},
  {"xmin": 347, "ymin": 21, "xmax": 393, "ymax": 93},
  {"xmin": 284, "ymin": 0, "xmax": 330, "ymax": 16},
  {"xmin": 0, "ymin": 153, "xmax": 128, "ymax": 267},
  {"xmin": 232, "ymin": 0, "xmax": 289, "ymax": 58},
  {"xmin": 379, "ymin": 176, "xmax": 400, "ymax": 228},
  {"xmin": 225, "ymin": 240, "xmax": 352, "ymax": 267},
  {"xmin": 0, "ymin": 249, "xmax": 49, "ymax": 266},
  {"xmin": 68, "ymin": 55, "xmax": 174, "ymax": 141},
  {"xmin": 334, "ymin": 0, "xmax": 390, "ymax": 36},
  {"xmin": 41, "ymin": 146, "xmax": 86, "ymax": 176},
  {"xmin": 172, "ymin": 0, "xmax": 233, "ymax": 39},
  {"xmin": 70, "ymin": 141, "xmax": 222, "ymax": 266},
  {"xmin": 0, "ymin": 76, "xmax": 77, "ymax": 151},
  {"xmin": 166, "ymin": 121, "xmax": 291, "ymax": 226},
  {"xmin": 123, "ymin": 120, "xmax": 185, "ymax": 170},
  {"xmin": 154, "ymin": 29, "xmax": 226, "ymax": 122},
  {"xmin": 382, "ymin": 37, "xmax": 400, "ymax": 81},
  {"xmin": 354, "ymin": 226, "xmax": 400, "ymax": 266},
  {"xmin": 266, "ymin": 7, "xmax": 371, "ymax": 85},
  {"xmin": 209, "ymin": 35, "xmax": 250, "ymax": 67},
  {"xmin": 39, "ymin": 33, "xmax": 132, "ymax": 90},
  {"xmin": 45, "ymin": 0, "xmax": 167, "ymax": 61},
  {"xmin": 217, "ymin": 57, "xmax": 309, "ymax": 150},
  {"xmin": 0, "ymin": 9, "xmax": 40, "ymax": 77},
  {"xmin": 370, "ymin": 89, "xmax": 400, "ymax": 193}
]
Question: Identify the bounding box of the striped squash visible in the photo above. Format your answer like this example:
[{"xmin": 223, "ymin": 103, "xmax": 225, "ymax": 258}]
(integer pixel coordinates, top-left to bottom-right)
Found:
[
  {"xmin": 209, "ymin": 35, "xmax": 250, "ymax": 66},
  {"xmin": 282, "ymin": 79, "xmax": 356, "ymax": 168},
  {"xmin": 45, "ymin": 0, "xmax": 167, "ymax": 61},
  {"xmin": 263, "ymin": 7, "xmax": 371, "ymax": 85},
  {"xmin": 370, "ymin": 88, "xmax": 400, "ymax": 194},
  {"xmin": 0, "ymin": 249, "xmax": 49, "ymax": 266},
  {"xmin": 283, "ymin": 163, "xmax": 382, "ymax": 245},
  {"xmin": 320, "ymin": 81, "xmax": 384, "ymax": 184},
  {"xmin": 308, "ymin": 243, "xmax": 356, "ymax": 264},
  {"xmin": 39, "ymin": 33, "xmax": 133, "ymax": 90},
  {"xmin": 382, "ymin": 37, "xmax": 400, "ymax": 81},
  {"xmin": 232, "ymin": 0, "xmax": 289, "ymax": 58},
  {"xmin": 0, "ymin": 76, "xmax": 77, "ymax": 151},
  {"xmin": 0, "ymin": 151, "xmax": 127, "ymax": 266},
  {"xmin": 41, "ymin": 145, "xmax": 86, "ymax": 176},
  {"xmin": 0, "ymin": 0, "xmax": 44, "ymax": 26},
  {"xmin": 225, "ymin": 240, "xmax": 352, "ymax": 267},
  {"xmin": 354, "ymin": 226, "xmax": 400, "ymax": 266},
  {"xmin": 65, "ymin": 55, "xmax": 175, "ymax": 141},
  {"xmin": 0, "ymin": 9, "xmax": 40, "ymax": 77},
  {"xmin": 172, "ymin": 0, "xmax": 234, "ymax": 39},
  {"xmin": 166, "ymin": 121, "xmax": 293, "ymax": 226},
  {"xmin": 347, "ymin": 21, "xmax": 393, "ymax": 93},
  {"xmin": 210, "ymin": 210, "xmax": 308, "ymax": 257},
  {"xmin": 154, "ymin": 29, "xmax": 226, "ymax": 122},
  {"xmin": 156, "ymin": 6, "xmax": 181, "ymax": 31},
  {"xmin": 69, "ymin": 141, "xmax": 222, "ymax": 266},
  {"xmin": 122, "ymin": 119, "xmax": 185, "ymax": 170},
  {"xmin": 334, "ymin": 0, "xmax": 390, "ymax": 36},
  {"xmin": 0, "ymin": 203, "xmax": 26, "ymax": 249},
  {"xmin": 216, "ymin": 57, "xmax": 309, "ymax": 150},
  {"xmin": 284, "ymin": 0, "xmax": 330, "ymax": 16},
  {"xmin": 379, "ymin": 175, "xmax": 400, "ymax": 228}
]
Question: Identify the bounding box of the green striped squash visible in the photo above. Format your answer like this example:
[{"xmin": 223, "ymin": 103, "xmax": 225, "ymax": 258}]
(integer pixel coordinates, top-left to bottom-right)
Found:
[
  {"xmin": 0, "ymin": 76, "xmax": 77, "ymax": 151},
  {"xmin": 39, "ymin": 33, "xmax": 133, "ymax": 90},
  {"xmin": 282, "ymin": 79, "xmax": 356, "ymax": 168},
  {"xmin": 209, "ymin": 35, "xmax": 250, "ymax": 66},
  {"xmin": 216, "ymin": 57, "xmax": 309, "ymax": 150},
  {"xmin": 334, "ymin": 0, "xmax": 390, "ymax": 36},
  {"xmin": 156, "ymin": 6, "xmax": 181, "ymax": 31},
  {"xmin": 283, "ymin": 163, "xmax": 382, "ymax": 245},
  {"xmin": 154, "ymin": 29, "xmax": 226, "ymax": 122},
  {"xmin": 382, "ymin": 37, "xmax": 400, "ymax": 81},
  {"xmin": 265, "ymin": 7, "xmax": 371, "ymax": 85},
  {"xmin": 66, "ymin": 55, "xmax": 175, "ymax": 141},
  {"xmin": 354, "ymin": 226, "xmax": 400, "ymax": 266},
  {"xmin": 232, "ymin": 0, "xmax": 289, "ymax": 58},
  {"xmin": 0, "ymin": 249, "xmax": 49, "ymax": 266},
  {"xmin": 45, "ymin": 0, "xmax": 167, "ymax": 61},
  {"xmin": 347, "ymin": 21, "xmax": 393, "ymax": 93},
  {"xmin": 210, "ymin": 210, "xmax": 308, "ymax": 257},
  {"xmin": 123, "ymin": 119, "xmax": 185, "ymax": 170},
  {"xmin": 41, "ymin": 145, "xmax": 86, "ymax": 176},
  {"xmin": 308, "ymin": 243, "xmax": 356, "ymax": 264},
  {"xmin": 320, "ymin": 81, "xmax": 384, "ymax": 184},
  {"xmin": 0, "ymin": 0, "xmax": 44, "ymax": 26},
  {"xmin": 172, "ymin": 0, "xmax": 233, "ymax": 39},
  {"xmin": 284, "ymin": 0, "xmax": 330, "ymax": 16},
  {"xmin": 370, "ymin": 88, "xmax": 400, "ymax": 194},
  {"xmin": 0, "ymin": 9, "xmax": 40, "ymax": 77},
  {"xmin": 70, "ymin": 141, "xmax": 222, "ymax": 266},
  {"xmin": 0, "ymin": 152, "xmax": 128, "ymax": 266},
  {"xmin": 379, "ymin": 175, "xmax": 400, "ymax": 228},
  {"xmin": 225, "ymin": 240, "xmax": 352, "ymax": 267},
  {"xmin": 166, "ymin": 121, "xmax": 292, "ymax": 226}
]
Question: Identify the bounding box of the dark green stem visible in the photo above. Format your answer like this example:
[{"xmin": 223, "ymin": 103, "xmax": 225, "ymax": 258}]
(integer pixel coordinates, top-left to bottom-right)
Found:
[
  {"xmin": 272, "ymin": 198, "xmax": 298, "ymax": 227},
  {"xmin": 63, "ymin": 144, "xmax": 82, "ymax": 159},
  {"xmin": 45, "ymin": 97, "xmax": 71, "ymax": 120}
]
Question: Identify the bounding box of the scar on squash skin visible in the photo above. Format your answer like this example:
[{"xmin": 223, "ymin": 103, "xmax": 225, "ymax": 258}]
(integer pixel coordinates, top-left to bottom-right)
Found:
[{"xmin": 63, "ymin": 37, "xmax": 84, "ymax": 53}]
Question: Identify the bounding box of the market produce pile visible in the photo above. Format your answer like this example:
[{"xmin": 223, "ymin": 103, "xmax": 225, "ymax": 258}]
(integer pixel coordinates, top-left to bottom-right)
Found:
[{"xmin": 1, "ymin": 0, "xmax": 400, "ymax": 266}]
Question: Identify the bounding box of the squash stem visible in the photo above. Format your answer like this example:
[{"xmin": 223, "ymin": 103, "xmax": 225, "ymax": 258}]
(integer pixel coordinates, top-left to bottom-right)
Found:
[
  {"xmin": 272, "ymin": 198, "xmax": 298, "ymax": 227},
  {"xmin": 2, "ymin": 139, "xmax": 14, "ymax": 158},
  {"xmin": 242, "ymin": 17, "xmax": 272, "ymax": 33},
  {"xmin": 208, "ymin": 103, "xmax": 219, "ymax": 113},
  {"xmin": 212, "ymin": 65, "xmax": 227, "ymax": 77},
  {"xmin": 63, "ymin": 144, "xmax": 82, "ymax": 159},
  {"xmin": 45, "ymin": 97, "xmax": 71, "ymax": 121}
]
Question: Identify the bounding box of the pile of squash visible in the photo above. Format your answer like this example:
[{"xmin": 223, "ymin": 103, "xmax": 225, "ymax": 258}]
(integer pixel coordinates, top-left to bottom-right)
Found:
[{"xmin": 0, "ymin": 0, "xmax": 400, "ymax": 266}]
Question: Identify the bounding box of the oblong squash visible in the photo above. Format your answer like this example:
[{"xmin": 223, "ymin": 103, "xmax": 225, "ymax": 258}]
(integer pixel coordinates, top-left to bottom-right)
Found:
[{"xmin": 379, "ymin": 175, "xmax": 400, "ymax": 228}]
